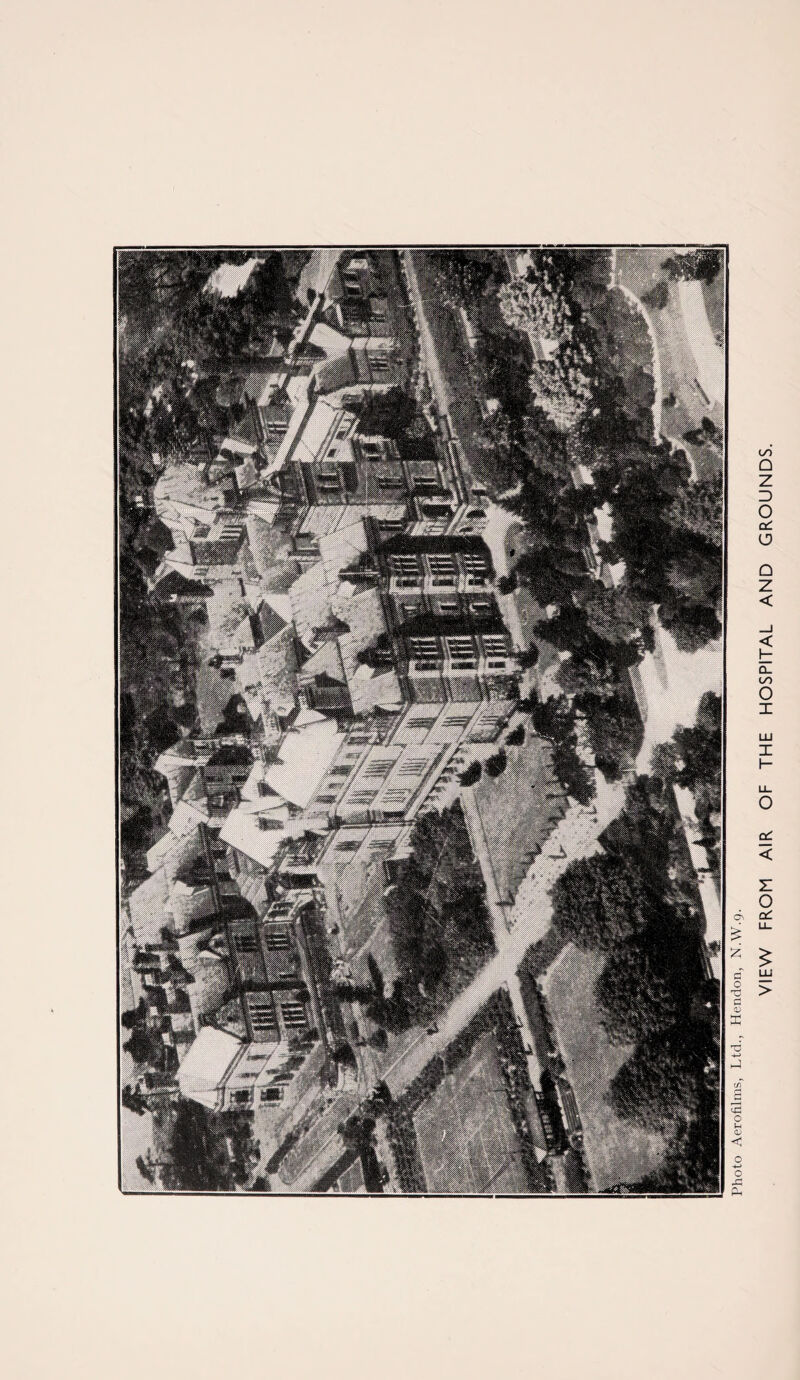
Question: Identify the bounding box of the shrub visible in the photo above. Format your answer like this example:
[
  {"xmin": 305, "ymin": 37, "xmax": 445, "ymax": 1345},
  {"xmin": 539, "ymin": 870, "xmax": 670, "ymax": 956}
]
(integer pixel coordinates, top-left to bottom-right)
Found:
[
  {"xmin": 641, "ymin": 281, "xmax": 669, "ymax": 310},
  {"xmin": 459, "ymin": 761, "xmax": 482, "ymax": 787},
  {"xmin": 485, "ymin": 749, "xmax": 507, "ymax": 778}
]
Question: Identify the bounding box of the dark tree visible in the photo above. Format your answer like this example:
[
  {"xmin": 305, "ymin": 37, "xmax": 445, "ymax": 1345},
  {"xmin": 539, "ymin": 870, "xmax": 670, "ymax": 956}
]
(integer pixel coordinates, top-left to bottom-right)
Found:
[
  {"xmin": 135, "ymin": 1154, "xmax": 156, "ymax": 1185},
  {"xmin": 608, "ymin": 1029, "xmax": 705, "ymax": 1131},
  {"xmin": 459, "ymin": 761, "xmax": 482, "ymax": 787},
  {"xmin": 121, "ymin": 998, "xmax": 147, "ymax": 1030},
  {"xmin": 578, "ymin": 692, "xmax": 644, "ymax": 780},
  {"xmin": 517, "ymin": 644, "xmax": 540, "ymax": 669},
  {"xmin": 485, "ymin": 749, "xmax": 507, "ymax": 777},
  {"xmin": 662, "ymin": 249, "xmax": 722, "ymax": 284},
  {"xmin": 641, "ymin": 281, "xmax": 669, "ymax": 310},
  {"xmin": 550, "ymin": 852, "xmax": 650, "ymax": 951},
  {"xmin": 594, "ymin": 940, "xmax": 679, "ymax": 1046},
  {"xmin": 122, "ymin": 1084, "xmax": 149, "ymax": 1116}
]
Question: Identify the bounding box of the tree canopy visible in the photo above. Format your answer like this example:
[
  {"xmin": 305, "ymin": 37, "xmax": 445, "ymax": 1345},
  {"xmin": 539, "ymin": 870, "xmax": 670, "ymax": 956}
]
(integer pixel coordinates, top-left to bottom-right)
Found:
[
  {"xmin": 550, "ymin": 852, "xmax": 650, "ymax": 952},
  {"xmin": 594, "ymin": 940, "xmax": 679, "ymax": 1046}
]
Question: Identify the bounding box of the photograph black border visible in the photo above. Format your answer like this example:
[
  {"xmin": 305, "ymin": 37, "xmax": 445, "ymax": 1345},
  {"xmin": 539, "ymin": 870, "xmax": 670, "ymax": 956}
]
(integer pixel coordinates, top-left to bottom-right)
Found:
[{"xmin": 115, "ymin": 243, "xmax": 729, "ymax": 1198}]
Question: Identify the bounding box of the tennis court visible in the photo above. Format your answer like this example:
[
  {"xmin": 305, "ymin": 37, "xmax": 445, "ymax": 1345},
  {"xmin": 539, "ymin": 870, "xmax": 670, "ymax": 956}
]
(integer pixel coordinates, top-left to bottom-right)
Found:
[{"xmin": 413, "ymin": 1033, "xmax": 529, "ymax": 1194}]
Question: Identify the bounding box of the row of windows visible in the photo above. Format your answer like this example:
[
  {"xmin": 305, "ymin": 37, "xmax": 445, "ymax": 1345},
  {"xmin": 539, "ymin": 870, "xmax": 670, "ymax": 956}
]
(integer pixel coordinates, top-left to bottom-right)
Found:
[
  {"xmin": 390, "ymin": 553, "xmax": 489, "ymax": 587},
  {"xmin": 408, "ymin": 633, "xmax": 510, "ymax": 670},
  {"xmin": 230, "ymin": 1085, "xmax": 283, "ymax": 1106}
]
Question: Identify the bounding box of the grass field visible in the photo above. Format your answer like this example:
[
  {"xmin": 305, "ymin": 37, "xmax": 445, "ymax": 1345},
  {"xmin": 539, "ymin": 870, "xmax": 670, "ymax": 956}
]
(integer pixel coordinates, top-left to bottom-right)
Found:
[
  {"xmin": 471, "ymin": 731, "xmax": 567, "ymax": 903},
  {"xmin": 412, "ymin": 1033, "xmax": 530, "ymax": 1194},
  {"xmin": 542, "ymin": 944, "xmax": 667, "ymax": 1191}
]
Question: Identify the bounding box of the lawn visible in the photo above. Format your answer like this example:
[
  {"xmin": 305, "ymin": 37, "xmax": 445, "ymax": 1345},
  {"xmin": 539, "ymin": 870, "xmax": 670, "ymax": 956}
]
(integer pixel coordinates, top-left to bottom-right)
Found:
[
  {"xmin": 541, "ymin": 944, "xmax": 668, "ymax": 1191},
  {"xmin": 470, "ymin": 731, "xmax": 567, "ymax": 903},
  {"xmin": 413, "ymin": 1033, "xmax": 531, "ymax": 1194}
]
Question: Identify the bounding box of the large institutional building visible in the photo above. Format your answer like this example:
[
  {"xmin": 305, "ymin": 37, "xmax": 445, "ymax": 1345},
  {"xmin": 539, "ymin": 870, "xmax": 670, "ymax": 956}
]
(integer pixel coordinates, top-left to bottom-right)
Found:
[{"xmin": 122, "ymin": 249, "xmax": 522, "ymax": 1116}]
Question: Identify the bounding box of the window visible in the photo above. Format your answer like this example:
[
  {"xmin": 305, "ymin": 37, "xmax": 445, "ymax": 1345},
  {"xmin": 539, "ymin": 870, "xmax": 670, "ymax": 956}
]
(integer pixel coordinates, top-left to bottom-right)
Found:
[
  {"xmin": 377, "ymin": 473, "xmax": 401, "ymax": 490},
  {"xmin": 370, "ymin": 354, "xmax": 390, "ymax": 374},
  {"xmin": 335, "ymin": 838, "xmax": 361, "ymax": 853},
  {"xmin": 258, "ymin": 816, "xmax": 283, "ymax": 831},
  {"xmin": 230, "ymin": 1088, "xmax": 253, "ymax": 1105},
  {"xmin": 260, "ymin": 1086, "xmax": 283, "ymax": 1103},
  {"xmin": 281, "ymin": 1000, "xmax": 307, "ymax": 1029},
  {"xmin": 409, "ymin": 636, "xmax": 440, "ymax": 671},
  {"xmin": 265, "ymin": 928, "xmax": 289, "ymax": 950},
  {"xmin": 348, "ymin": 789, "xmax": 377, "ymax": 806},
  {"xmin": 398, "ymin": 599, "xmax": 420, "ymax": 620},
  {"xmin": 436, "ymin": 597, "xmax": 460, "ymax": 616},
  {"xmin": 470, "ymin": 596, "xmax": 493, "ymax": 614},
  {"xmin": 337, "ymin": 423, "xmax": 351, "ymax": 440},
  {"xmin": 446, "ymin": 712, "xmax": 473, "ymax": 729},
  {"xmin": 482, "ymin": 634, "xmax": 509, "ymax": 658},
  {"xmin": 409, "ymin": 712, "xmax": 438, "ymax": 730},
  {"xmin": 329, "ymin": 765, "xmax": 352, "ymax": 778},
  {"xmin": 359, "ymin": 438, "xmax": 381, "ymax": 458},
  {"xmin": 399, "ymin": 757, "xmax": 428, "ymax": 778},
  {"xmin": 413, "ymin": 472, "xmax": 440, "ymax": 492},
  {"xmin": 314, "ymin": 793, "xmax": 339, "ymax": 804},
  {"xmin": 381, "ymin": 789, "xmax": 408, "ymax": 806},
  {"xmin": 364, "ymin": 757, "xmax": 394, "ymax": 779},
  {"xmin": 428, "ymin": 554, "xmax": 456, "ymax": 586},
  {"xmin": 391, "ymin": 554, "xmax": 420, "ymax": 587},
  {"xmin": 446, "ymin": 635, "xmax": 477, "ymax": 669},
  {"xmin": 234, "ymin": 933, "xmax": 258, "ymax": 954},
  {"xmin": 347, "ymin": 728, "xmax": 375, "ymax": 745},
  {"xmin": 316, "ymin": 468, "xmax": 340, "ymax": 491},
  {"xmin": 463, "ymin": 553, "xmax": 488, "ymax": 585},
  {"xmin": 248, "ymin": 996, "xmax": 277, "ymax": 1034}
]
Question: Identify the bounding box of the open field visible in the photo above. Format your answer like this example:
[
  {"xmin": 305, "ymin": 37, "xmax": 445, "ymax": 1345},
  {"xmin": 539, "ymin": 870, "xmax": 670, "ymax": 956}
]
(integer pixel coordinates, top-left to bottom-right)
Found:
[
  {"xmin": 542, "ymin": 945, "xmax": 668, "ymax": 1192},
  {"xmin": 471, "ymin": 731, "xmax": 567, "ymax": 904},
  {"xmin": 413, "ymin": 1032, "xmax": 530, "ymax": 1194}
]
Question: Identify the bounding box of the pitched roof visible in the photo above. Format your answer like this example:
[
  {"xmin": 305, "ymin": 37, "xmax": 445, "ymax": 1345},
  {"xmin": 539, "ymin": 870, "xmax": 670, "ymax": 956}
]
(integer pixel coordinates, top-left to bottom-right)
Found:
[
  {"xmin": 219, "ymin": 798, "xmax": 291, "ymax": 868},
  {"xmin": 255, "ymin": 600, "xmax": 288, "ymax": 645},
  {"xmin": 177, "ymin": 1026, "xmax": 244, "ymax": 1109},
  {"xmin": 297, "ymin": 248, "xmax": 344, "ymax": 305},
  {"xmin": 154, "ymin": 569, "xmax": 213, "ymax": 600},
  {"xmin": 264, "ymin": 709, "xmax": 343, "ymax": 808}
]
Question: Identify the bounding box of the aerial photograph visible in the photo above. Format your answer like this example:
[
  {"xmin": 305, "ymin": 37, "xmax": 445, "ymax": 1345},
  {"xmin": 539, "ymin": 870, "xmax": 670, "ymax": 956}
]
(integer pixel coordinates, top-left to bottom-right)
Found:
[{"xmin": 117, "ymin": 244, "xmax": 724, "ymax": 1195}]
